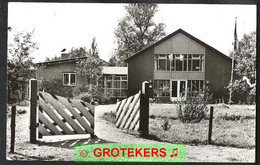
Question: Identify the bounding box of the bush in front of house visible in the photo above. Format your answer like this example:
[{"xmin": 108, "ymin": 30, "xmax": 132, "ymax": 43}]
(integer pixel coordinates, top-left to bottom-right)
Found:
[
  {"xmin": 177, "ymin": 86, "xmax": 212, "ymax": 123},
  {"xmin": 73, "ymin": 84, "xmax": 114, "ymax": 104},
  {"xmin": 41, "ymin": 76, "xmax": 74, "ymax": 98}
]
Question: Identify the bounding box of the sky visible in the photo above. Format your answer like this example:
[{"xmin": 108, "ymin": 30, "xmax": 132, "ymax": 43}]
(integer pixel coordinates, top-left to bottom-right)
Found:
[{"xmin": 8, "ymin": 3, "xmax": 256, "ymax": 63}]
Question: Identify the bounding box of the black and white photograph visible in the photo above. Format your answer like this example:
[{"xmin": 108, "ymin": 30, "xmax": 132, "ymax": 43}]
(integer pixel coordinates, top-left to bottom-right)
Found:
[{"xmin": 4, "ymin": 2, "xmax": 256, "ymax": 163}]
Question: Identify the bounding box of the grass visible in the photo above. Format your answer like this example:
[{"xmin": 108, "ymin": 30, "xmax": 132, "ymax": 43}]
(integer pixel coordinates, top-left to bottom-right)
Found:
[
  {"xmin": 211, "ymin": 119, "xmax": 255, "ymax": 148},
  {"xmin": 101, "ymin": 111, "xmax": 117, "ymax": 124},
  {"xmin": 149, "ymin": 104, "xmax": 255, "ymax": 149},
  {"xmin": 101, "ymin": 104, "xmax": 255, "ymax": 149},
  {"xmin": 150, "ymin": 104, "xmax": 255, "ymax": 119},
  {"xmin": 150, "ymin": 104, "xmax": 178, "ymax": 119}
]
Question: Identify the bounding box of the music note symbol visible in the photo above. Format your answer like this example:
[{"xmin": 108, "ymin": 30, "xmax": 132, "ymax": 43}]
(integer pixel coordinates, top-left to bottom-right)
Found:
[{"xmin": 170, "ymin": 148, "xmax": 178, "ymax": 157}]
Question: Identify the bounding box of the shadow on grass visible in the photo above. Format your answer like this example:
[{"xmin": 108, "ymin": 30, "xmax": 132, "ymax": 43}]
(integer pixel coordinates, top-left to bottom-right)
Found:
[
  {"xmin": 36, "ymin": 136, "xmax": 115, "ymax": 149},
  {"xmin": 210, "ymin": 141, "xmax": 255, "ymax": 149},
  {"xmin": 146, "ymin": 133, "xmax": 255, "ymax": 149},
  {"xmin": 8, "ymin": 152, "xmax": 59, "ymax": 161},
  {"xmin": 143, "ymin": 133, "xmax": 208, "ymax": 146}
]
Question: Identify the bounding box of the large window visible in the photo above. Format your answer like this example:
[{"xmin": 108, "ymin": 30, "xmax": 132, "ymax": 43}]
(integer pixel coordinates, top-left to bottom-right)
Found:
[
  {"xmin": 187, "ymin": 80, "xmax": 204, "ymax": 91},
  {"xmin": 63, "ymin": 73, "xmax": 76, "ymax": 86},
  {"xmin": 154, "ymin": 80, "xmax": 170, "ymax": 97},
  {"xmin": 154, "ymin": 54, "xmax": 170, "ymax": 71},
  {"xmin": 155, "ymin": 54, "xmax": 204, "ymax": 72},
  {"xmin": 103, "ymin": 75, "xmax": 127, "ymax": 97}
]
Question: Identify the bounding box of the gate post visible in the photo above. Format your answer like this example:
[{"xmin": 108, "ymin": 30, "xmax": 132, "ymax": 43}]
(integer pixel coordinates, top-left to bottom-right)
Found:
[
  {"xmin": 140, "ymin": 81, "xmax": 150, "ymax": 138},
  {"xmin": 10, "ymin": 106, "xmax": 16, "ymax": 153},
  {"xmin": 29, "ymin": 79, "xmax": 37, "ymax": 143},
  {"xmin": 208, "ymin": 106, "xmax": 214, "ymax": 144}
]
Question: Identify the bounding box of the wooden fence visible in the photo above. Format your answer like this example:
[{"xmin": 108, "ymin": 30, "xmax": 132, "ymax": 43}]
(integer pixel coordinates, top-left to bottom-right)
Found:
[
  {"xmin": 115, "ymin": 91, "xmax": 141, "ymax": 131},
  {"xmin": 29, "ymin": 79, "xmax": 95, "ymax": 143},
  {"xmin": 115, "ymin": 81, "xmax": 151, "ymax": 137}
]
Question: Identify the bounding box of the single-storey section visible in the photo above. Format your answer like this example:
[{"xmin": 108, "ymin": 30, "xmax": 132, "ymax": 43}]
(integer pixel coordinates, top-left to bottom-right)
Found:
[{"xmin": 36, "ymin": 55, "xmax": 128, "ymax": 99}]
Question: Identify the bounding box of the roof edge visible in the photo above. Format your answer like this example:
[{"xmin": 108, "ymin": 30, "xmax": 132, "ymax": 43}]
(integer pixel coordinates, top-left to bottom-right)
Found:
[
  {"xmin": 36, "ymin": 56, "xmax": 109, "ymax": 66},
  {"xmin": 125, "ymin": 28, "xmax": 231, "ymax": 62}
]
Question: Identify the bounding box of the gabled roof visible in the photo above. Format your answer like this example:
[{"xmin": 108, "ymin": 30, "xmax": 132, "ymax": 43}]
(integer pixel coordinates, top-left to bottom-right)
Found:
[
  {"xmin": 102, "ymin": 67, "xmax": 128, "ymax": 75},
  {"xmin": 36, "ymin": 56, "xmax": 109, "ymax": 66},
  {"xmin": 125, "ymin": 28, "xmax": 231, "ymax": 62}
]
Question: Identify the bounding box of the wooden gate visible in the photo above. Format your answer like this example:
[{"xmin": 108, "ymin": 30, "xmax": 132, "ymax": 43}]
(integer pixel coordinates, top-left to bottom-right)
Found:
[
  {"xmin": 115, "ymin": 91, "xmax": 141, "ymax": 131},
  {"xmin": 115, "ymin": 81, "xmax": 151, "ymax": 137},
  {"xmin": 29, "ymin": 79, "xmax": 94, "ymax": 143}
]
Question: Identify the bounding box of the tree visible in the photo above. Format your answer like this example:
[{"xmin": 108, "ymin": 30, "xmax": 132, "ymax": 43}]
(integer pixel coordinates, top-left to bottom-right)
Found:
[
  {"xmin": 75, "ymin": 56, "xmax": 103, "ymax": 84},
  {"xmin": 44, "ymin": 55, "xmax": 62, "ymax": 62},
  {"xmin": 111, "ymin": 3, "xmax": 166, "ymax": 66},
  {"xmin": 44, "ymin": 37, "xmax": 98, "ymax": 61},
  {"xmin": 68, "ymin": 47, "xmax": 87, "ymax": 59},
  {"xmin": 8, "ymin": 30, "xmax": 38, "ymax": 103},
  {"xmin": 87, "ymin": 37, "xmax": 99, "ymax": 58},
  {"xmin": 108, "ymin": 55, "xmax": 118, "ymax": 66},
  {"xmin": 74, "ymin": 42, "xmax": 103, "ymax": 103},
  {"xmin": 228, "ymin": 31, "xmax": 256, "ymax": 103}
]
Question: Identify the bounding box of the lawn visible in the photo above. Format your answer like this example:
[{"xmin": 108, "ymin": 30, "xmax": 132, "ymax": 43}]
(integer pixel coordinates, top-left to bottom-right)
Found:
[{"xmin": 149, "ymin": 104, "xmax": 255, "ymax": 149}]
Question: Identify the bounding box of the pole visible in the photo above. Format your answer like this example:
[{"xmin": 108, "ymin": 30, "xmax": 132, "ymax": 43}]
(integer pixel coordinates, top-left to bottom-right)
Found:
[
  {"xmin": 229, "ymin": 17, "xmax": 237, "ymax": 104},
  {"xmin": 140, "ymin": 81, "xmax": 149, "ymax": 138},
  {"xmin": 10, "ymin": 106, "xmax": 16, "ymax": 153},
  {"xmin": 29, "ymin": 79, "xmax": 37, "ymax": 143},
  {"xmin": 208, "ymin": 106, "xmax": 214, "ymax": 144},
  {"xmin": 229, "ymin": 51, "xmax": 235, "ymax": 104}
]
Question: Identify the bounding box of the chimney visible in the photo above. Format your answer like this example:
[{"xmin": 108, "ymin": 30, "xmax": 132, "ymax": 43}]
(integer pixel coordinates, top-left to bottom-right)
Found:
[
  {"xmin": 61, "ymin": 53, "xmax": 69, "ymax": 60},
  {"xmin": 61, "ymin": 48, "xmax": 69, "ymax": 59}
]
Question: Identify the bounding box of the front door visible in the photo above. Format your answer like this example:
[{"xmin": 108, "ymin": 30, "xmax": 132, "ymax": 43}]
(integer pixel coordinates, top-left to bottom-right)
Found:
[{"xmin": 171, "ymin": 80, "xmax": 187, "ymax": 101}]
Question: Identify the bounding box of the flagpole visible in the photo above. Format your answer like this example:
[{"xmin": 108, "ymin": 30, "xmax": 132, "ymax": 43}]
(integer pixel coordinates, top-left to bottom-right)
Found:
[
  {"xmin": 229, "ymin": 17, "xmax": 237, "ymax": 104},
  {"xmin": 229, "ymin": 48, "xmax": 235, "ymax": 104}
]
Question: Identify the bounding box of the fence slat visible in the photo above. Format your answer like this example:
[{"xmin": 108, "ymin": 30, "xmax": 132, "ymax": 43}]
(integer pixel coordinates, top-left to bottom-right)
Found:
[
  {"xmin": 38, "ymin": 110, "xmax": 62, "ymax": 135},
  {"xmin": 81, "ymin": 101, "xmax": 95, "ymax": 116},
  {"xmin": 116, "ymin": 96, "xmax": 134, "ymax": 128},
  {"xmin": 41, "ymin": 92, "xmax": 86, "ymax": 134},
  {"xmin": 56, "ymin": 95, "xmax": 94, "ymax": 134},
  {"xmin": 129, "ymin": 110, "xmax": 140, "ymax": 130},
  {"xmin": 38, "ymin": 123, "xmax": 51, "ymax": 136},
  {"xmin": 119, "ymin": 92, "xmax": 140, "ymax": 129},
  {"xmin": 124, "ymin": 100, "xmax": 140, "ymax": 129},
  {"xmin": 134, "ymin": 121, "xmax": 139, "ymax": 131},
  {"xmin": 39, "ymin": 96, "xmax": 74, "ymax": 135},
  {"xmin": 69, "ymin": 99, "xmax": 94, "ymax": 126},
  {"xmin": 116, "ymin": 98, "xmax": 127, "ymax": 121},
  {"xmin": 115, "ymin": 101, "xmax": 122, "ymax": 113}
]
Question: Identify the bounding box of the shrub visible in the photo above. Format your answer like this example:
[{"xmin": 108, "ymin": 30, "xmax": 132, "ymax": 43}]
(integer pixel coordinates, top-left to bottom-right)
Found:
[
  {"xmin": 41, "ymin": 76, "xmax": 74, "ymax": 98},
  {"xmin": 73, "ymin": 84, "xmax": 113, "ymax": 104},
  {"xmin": 177, "ymin": 86, "xmax": 212, "ymax": 123},
  {"xmin": 162, "ymin": 118, "xmax": 171, "ymax": 131},
  {"xmin": 102, "ymin": 111, "xmax": 116, "ymax": 124}
]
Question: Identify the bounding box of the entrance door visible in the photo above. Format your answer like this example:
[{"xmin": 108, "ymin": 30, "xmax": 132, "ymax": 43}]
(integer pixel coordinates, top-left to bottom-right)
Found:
[{"xmin": 171, "ymin": 80, "xmax": 187, "ymax": 100}]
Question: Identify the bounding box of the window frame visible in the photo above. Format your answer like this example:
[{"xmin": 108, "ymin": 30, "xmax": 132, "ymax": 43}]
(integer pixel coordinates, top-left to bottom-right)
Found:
[
  {"xmin": 103, "ymin": 75, "xmax": 128, "ymax": 97},
  {"xmin": 154, "ymin": 79, "xmax": 170, "ymax": 97},
  {"xmin": 62, "ymin": 72, "xmax": 77, "ymax": 87},
  {"xmin": 187, "ymin": 80, "xmax": 204, "ymax": 91},
  {"xmin": 155, "ymin": 54, "xmax": 204, "ymax": 72}
]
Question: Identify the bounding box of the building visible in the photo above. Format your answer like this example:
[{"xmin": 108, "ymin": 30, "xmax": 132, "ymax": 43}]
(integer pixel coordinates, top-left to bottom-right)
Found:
[
  {"xmin": 125, "ymin": 29, "xmax": 232, "ymax": 103},
  {"xmin": 101, "ymin": 67, "xmax": 128, "ymax": 98},
  {"xmin": 36, "ymin": 54, "xmax": 128, "ymax": 99}
]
